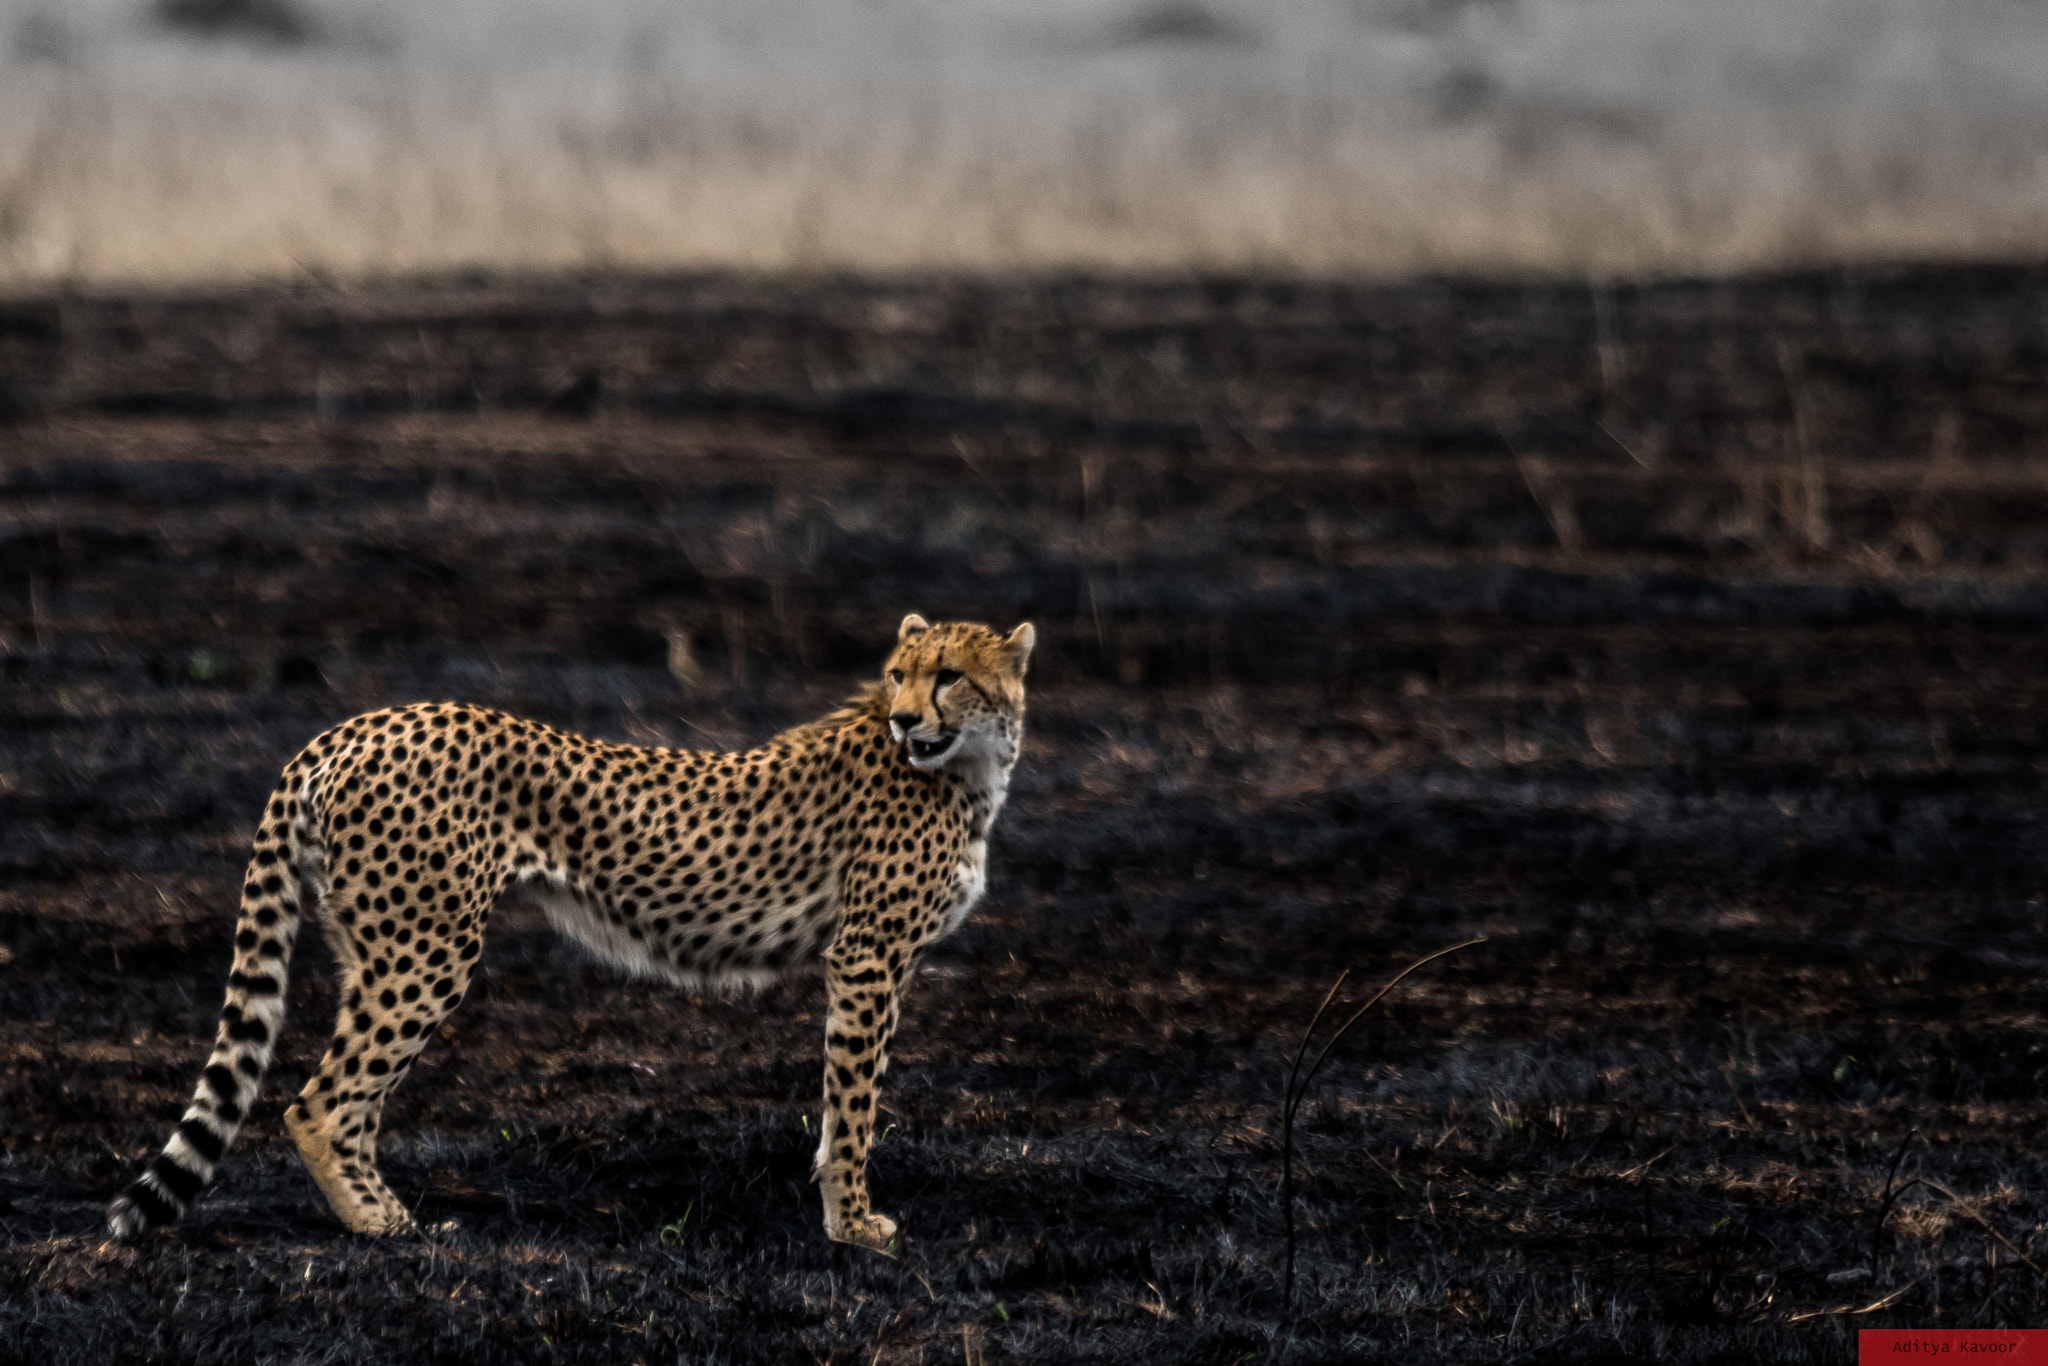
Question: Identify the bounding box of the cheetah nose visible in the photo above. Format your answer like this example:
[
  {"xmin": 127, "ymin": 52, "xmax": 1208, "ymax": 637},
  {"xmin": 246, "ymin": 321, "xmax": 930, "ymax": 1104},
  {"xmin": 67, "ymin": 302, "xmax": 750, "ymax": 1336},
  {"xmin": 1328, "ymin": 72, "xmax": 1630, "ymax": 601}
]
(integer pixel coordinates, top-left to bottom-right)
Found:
[{"xmin": 889, "ymin": 711, "xmax": 923, "ymax": 732}]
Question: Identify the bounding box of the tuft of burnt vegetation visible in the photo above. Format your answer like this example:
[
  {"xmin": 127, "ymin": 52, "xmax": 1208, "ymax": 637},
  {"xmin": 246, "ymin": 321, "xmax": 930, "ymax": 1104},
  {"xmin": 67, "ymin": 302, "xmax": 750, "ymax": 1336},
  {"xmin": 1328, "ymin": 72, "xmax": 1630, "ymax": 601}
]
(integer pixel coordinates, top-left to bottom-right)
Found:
[{"xmin": 3, "ymin": 267, "xmax": 2048, "ymax": 1361}]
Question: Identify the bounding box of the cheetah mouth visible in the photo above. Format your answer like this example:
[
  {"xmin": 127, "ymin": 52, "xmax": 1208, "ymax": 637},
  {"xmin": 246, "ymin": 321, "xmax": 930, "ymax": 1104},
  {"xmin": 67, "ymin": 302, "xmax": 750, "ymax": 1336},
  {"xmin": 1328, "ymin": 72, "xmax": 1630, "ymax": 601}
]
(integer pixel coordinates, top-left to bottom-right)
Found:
[{"xmin": 906, "ymin": 732, "xmax": 959, "ymax": 766}]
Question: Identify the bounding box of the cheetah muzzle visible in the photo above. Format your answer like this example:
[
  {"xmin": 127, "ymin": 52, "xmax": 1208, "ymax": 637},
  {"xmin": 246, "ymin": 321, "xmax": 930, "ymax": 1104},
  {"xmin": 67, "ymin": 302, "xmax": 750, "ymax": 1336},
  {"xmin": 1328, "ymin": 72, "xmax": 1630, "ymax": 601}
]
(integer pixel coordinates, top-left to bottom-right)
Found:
[{"xmin": 107, "ymin": 613, "xmax": 1034, "ymax": 1252}]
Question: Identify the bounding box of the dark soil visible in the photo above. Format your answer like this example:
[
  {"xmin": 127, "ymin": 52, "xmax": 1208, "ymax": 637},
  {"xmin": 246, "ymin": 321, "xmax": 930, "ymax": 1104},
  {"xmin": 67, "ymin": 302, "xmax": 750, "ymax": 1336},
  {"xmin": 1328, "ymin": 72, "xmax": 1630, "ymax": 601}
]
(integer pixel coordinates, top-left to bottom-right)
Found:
[{"xmin": 5, "ymin": 265, "xmax": 2048, "ymax": 1363}]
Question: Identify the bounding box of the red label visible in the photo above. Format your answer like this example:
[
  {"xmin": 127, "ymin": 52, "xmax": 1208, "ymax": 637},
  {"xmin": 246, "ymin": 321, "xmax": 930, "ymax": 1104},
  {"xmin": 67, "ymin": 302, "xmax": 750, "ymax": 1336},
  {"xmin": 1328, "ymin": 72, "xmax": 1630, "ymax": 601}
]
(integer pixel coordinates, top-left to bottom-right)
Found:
[{"xmin": 1861, "ymin": 1331, "xmax": 2048, "ymax": 1362}]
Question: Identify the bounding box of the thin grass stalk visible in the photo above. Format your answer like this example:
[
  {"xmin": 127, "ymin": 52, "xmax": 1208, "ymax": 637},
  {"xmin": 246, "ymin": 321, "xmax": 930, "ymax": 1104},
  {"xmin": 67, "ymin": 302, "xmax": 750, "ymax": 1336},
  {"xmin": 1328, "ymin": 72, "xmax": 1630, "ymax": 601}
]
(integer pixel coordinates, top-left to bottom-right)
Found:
[
  {"xmin": 1281, "ymin": 935, "xmax": 1486, "ymax": 1310},
  {"xmin": 1870, "ymin": 1128, "xmax": 1920, "ymax": 1263},
  {"xmin": 1280, "ymin": 970, "xmax": 1350, "ymax": 1308}
]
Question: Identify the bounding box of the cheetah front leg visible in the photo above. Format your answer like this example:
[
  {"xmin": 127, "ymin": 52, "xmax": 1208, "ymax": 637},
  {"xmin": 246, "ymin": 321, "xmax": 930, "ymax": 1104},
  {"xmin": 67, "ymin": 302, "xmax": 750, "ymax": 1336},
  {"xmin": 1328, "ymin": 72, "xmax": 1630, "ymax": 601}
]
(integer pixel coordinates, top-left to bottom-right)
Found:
[{"xmin": 815, "ymin": 946, "xmax": 908, "ymax": 1250}]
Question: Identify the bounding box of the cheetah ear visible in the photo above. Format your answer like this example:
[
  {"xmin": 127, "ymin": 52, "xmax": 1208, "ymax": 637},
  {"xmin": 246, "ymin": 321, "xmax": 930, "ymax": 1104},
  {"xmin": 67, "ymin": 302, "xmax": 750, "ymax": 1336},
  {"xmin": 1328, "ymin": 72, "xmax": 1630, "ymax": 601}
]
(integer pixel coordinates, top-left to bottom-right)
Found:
[
  {"xmin": 898, "ymin": 613, "xmax": 931, "ymax": 642},
  {"xmin": 1000, "ymin": 622, "xmax": 1036, "ymax": 675}
]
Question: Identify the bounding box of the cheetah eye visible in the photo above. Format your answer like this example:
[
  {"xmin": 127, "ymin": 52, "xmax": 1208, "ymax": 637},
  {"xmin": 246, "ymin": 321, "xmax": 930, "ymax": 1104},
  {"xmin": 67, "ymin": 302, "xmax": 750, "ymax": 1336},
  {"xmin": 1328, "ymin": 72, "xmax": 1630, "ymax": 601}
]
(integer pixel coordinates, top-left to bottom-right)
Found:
[
  {"xmin": 889, "ymin": 670, "xmax": 904, "ymax": 684},
  {"xmin": 935, "ymin": 669, "xmax": 962, "ymax": 687}
]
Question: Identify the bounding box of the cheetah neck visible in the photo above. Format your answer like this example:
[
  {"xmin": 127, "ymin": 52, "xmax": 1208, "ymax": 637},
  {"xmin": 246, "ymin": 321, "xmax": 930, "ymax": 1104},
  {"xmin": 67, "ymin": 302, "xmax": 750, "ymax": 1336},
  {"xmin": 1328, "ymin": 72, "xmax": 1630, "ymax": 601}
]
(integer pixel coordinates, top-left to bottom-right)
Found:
[{"xmin": 944, "ymin": 738, "xmax": 1019, "ymax": 836}]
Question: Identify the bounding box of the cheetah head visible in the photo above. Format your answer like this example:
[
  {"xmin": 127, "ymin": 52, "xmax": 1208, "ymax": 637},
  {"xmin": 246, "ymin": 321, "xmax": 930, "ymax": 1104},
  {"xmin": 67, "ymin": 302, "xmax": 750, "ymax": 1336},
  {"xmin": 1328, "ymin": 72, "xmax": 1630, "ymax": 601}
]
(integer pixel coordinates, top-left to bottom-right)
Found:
[{"xmin": 883, "ymin": 614, "xmax": 1035, "ymax": 772}]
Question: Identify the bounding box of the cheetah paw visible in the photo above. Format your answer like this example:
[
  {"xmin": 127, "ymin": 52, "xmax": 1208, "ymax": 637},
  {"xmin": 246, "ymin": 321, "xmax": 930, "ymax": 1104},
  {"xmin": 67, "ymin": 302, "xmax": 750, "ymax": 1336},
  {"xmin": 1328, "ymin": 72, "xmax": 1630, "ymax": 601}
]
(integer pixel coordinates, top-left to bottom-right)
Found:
[
  {"xmin": 347, "ymin": 1209, "xmax": 423, "ymax": 1237},
  {"xmin": 827, "ymin": 1211, "xmax": 900, "ymax": 1253}
]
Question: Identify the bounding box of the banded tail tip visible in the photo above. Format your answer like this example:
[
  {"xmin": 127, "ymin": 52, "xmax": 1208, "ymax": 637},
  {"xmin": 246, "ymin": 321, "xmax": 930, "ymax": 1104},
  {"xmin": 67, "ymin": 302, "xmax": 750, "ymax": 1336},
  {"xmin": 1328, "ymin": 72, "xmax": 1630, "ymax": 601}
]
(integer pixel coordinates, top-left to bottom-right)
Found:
[
  {"xmin": 106, "ymin": 1194, "xmax": 152, "ymax": 1240},
  {"xmin": 106, "ymin": 1177, "xmax": 183, "ymax": 1240}
]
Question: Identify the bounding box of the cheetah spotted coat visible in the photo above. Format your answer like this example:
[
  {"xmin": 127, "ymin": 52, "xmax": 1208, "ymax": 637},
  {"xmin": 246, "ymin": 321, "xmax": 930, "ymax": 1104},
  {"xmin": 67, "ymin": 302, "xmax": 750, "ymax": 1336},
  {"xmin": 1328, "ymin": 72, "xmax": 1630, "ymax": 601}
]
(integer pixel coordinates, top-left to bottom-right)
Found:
[{"xmin": 108, "ymin": 615, "xmax": 1034, "ymax": 1250}]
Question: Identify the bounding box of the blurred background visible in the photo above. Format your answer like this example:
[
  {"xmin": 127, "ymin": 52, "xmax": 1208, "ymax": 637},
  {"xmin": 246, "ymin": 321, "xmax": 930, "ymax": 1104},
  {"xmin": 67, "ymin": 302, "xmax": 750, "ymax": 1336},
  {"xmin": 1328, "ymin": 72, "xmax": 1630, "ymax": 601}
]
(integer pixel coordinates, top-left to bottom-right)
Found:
[{"xmin": 4, "ymin": 0, "xmax": 2048, "ymax": 287}]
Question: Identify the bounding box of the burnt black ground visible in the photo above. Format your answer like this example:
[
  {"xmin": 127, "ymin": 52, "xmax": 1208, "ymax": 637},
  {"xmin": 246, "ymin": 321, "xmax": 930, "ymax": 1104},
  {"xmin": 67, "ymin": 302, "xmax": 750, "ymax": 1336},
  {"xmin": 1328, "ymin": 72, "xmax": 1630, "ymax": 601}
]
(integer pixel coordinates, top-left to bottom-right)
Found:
[{"xmin": 4, "ymin": 265, "xmax": 2048, "ymax": 1362}]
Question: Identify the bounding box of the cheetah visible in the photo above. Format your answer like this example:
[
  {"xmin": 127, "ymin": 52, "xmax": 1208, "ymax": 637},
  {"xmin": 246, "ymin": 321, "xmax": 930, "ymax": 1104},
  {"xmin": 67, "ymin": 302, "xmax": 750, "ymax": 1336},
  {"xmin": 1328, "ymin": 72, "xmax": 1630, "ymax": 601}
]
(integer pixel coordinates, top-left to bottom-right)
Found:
[{"xmin": 107, "ymin": 614, "xmax": 1034, "ymax": 1250}]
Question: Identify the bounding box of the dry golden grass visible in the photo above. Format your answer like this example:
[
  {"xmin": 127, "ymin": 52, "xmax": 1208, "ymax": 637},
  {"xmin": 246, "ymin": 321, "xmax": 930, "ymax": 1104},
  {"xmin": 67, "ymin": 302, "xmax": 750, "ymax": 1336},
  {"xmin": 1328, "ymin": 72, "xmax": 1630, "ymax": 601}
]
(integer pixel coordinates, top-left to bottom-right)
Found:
[{"xmin": 4, "ymin": 0, "xmax": 2048, "ymax": 287}]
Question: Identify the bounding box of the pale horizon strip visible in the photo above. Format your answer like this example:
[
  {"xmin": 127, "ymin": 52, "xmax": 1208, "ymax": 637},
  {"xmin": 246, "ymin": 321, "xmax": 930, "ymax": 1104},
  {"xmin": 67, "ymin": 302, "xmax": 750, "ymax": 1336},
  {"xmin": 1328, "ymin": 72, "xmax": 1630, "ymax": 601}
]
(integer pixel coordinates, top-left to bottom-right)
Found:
[{"xmin": 2, "ymin": 0, "xmax": 2047, "ymax": 290}]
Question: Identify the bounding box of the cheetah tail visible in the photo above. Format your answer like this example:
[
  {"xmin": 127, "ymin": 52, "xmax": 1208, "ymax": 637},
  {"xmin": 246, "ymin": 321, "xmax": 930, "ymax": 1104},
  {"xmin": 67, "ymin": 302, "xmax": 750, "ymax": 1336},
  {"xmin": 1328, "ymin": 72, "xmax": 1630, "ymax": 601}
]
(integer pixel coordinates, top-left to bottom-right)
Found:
[{"xmin": 108, "ymin": 769, "xmax": 313, "ymax": 1238}]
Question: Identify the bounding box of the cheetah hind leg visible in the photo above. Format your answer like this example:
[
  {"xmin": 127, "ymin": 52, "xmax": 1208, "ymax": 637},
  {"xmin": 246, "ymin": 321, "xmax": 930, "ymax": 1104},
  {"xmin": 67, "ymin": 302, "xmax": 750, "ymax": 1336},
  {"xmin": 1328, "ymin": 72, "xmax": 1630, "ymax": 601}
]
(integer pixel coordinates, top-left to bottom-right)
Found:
[
  {"xmin": 286, "ymin": 1079, "xmax": 418, "ymax": 1235},
  {"xmin": 285, "ymin": 966, "xmax": 475, "ymax": 1234}
]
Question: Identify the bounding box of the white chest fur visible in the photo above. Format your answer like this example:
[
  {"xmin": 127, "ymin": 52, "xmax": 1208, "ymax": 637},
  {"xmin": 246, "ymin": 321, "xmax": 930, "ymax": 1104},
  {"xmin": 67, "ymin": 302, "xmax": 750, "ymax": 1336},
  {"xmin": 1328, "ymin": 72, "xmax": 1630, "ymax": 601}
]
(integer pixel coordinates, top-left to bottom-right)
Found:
[
  {"xmin": 944, "ymin": 839, "xmax": 990, "ymax": 938},
  {"xmin": 938, "ymin": 732, "xmax": 1014, "ymax": 939}
]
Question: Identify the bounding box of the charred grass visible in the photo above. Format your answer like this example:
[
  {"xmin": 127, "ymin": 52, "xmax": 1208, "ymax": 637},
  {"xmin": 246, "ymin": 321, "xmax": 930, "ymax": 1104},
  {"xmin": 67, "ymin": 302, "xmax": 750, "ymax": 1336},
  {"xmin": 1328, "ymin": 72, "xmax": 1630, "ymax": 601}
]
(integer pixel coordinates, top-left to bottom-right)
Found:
[{"xmin": 4, "ymin": 266, "xmax": 2048, "ymax": 1361}]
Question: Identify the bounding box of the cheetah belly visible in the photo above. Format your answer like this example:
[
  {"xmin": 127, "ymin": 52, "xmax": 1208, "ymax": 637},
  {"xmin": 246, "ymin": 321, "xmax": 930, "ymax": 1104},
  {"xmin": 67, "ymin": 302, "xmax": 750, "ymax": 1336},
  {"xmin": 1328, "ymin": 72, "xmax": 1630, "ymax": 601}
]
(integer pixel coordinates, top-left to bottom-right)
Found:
[{"xmin": 524, "ymin": 875, "xmax": 841, "ymax": 993}]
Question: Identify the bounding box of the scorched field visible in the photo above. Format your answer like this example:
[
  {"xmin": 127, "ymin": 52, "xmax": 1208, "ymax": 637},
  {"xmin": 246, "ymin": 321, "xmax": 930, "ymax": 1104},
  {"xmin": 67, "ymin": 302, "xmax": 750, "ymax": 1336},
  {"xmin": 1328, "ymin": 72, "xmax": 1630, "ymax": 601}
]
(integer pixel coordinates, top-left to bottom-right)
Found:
[{"xmin": 4, "ymin": 267, "xmax": 2048, "ymax": 1363}]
